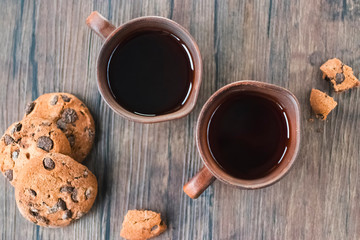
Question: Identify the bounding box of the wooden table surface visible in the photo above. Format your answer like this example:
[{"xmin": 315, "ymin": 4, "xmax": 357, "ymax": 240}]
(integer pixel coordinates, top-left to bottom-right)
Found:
[{"xmin": 0, "ymin": 0, "xmax": 359, "ymax": 239}]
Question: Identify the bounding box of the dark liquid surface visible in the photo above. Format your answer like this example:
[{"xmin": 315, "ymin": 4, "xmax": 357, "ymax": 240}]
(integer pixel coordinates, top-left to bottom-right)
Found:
[
  {"xmin": 107, "ymin": 30, "xmax": 194, "ymax": 116},
  {"xmin": 207, "ymin": 93, "xmax": 290, "ymax": 179}
]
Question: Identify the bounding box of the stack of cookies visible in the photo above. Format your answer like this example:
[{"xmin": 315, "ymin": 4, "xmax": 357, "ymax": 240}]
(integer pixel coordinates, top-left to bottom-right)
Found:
[{"xmin": 0, "ymin": 93, "xmax": 98, "ymax": 227}]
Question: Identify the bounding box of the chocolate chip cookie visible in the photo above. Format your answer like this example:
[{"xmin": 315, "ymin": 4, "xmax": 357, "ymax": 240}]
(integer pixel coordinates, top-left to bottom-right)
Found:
[
  {"xmin": 0, "ymin": 117, "xmax": 72, "ymax": 186},
  {"xmin": 24, "ymin": 93, "xmax": 95, "ymax": 162},
  {"xmin": 15, "ymin": 152, "xmax": 98, "ymax": 227},
  {"xmin": 120, "ymin": 210, "xmax": 167, "ymax": 240},
  {"xmin": 320, "ymin": 58, "xmax": 360, "ymax": 92}
]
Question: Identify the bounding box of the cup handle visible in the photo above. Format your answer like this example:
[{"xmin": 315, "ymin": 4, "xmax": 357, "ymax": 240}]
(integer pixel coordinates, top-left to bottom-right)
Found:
[
  {"xmin": 86, "ymin": 11, "xmax": 116, "ymax": 41},
  {"xmin": 183, "ymin": 166, "xmax": 216, "ymax": 199}
]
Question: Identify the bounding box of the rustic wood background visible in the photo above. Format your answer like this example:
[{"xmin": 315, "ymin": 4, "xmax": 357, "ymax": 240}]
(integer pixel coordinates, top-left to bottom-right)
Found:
[{"xmin": 0, "ymin": 0, "xmax": 359, "ymax": 239}]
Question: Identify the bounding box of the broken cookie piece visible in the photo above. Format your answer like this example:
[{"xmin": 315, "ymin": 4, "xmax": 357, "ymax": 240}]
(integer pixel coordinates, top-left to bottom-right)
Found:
[
  {"xmin": 320, "ymin": 58, "xmax": 360, "ymax": 92},
  {"xmin": 120, "ymin": 210, "xmax": 167, "ymax": 240},
  {"xmin": 310, "ymin": 89, "xmax": 337, "ymax": 120}
]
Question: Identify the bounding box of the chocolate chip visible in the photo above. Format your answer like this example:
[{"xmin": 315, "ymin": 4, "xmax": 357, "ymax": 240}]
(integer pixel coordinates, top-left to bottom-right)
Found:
[
  {"xmin": 29, "ymin": 208, "xmax": 38, "ymax": 217},
  {"xmin": 4, "ymin": 134, "xmax": 15, "ymax": 145},
  {"xmin": 83, "ymin": 170, "xmax": 88, "ymax": 178},
  {"xmin": 151, "ymin": 225, "xmax": 158, "ymax": 231},
  {"xmin": 71, "ymin": 189, "xmax": 78, "ymax": 202},
  {"xmin": 60, "ymin": 186, "xmax": 74, "ymax": 193},
  {"xmin": 48, "ymin": 207, "xmax": 56, "ymax": 214},
  {"xmin": 62, "ymin": 210, "xmax": 72, "ymax": 220},
  {"xmin": 4, "ymin": 170, "xmax": 13, "ymax": 181},
  {"xmin": 48, "ymin": 199, "xmax": 66, "ymax": 214},
  {"xmin": 89, "ymin": 129, "xmax": 94, "ymax": 139},
  {"xmin": 335, "ymin": 73, "xmax": 345, "ymax": 84},
  {"xmin": 85, "ymin": 188, "xmax": 91, "ymax": 200},
  {"xmin": 11, "ymin": 123, "xmax": 22, "ymax": 134},
  {"xmin": 56, "ymin": 119, "xmax": 66, "ymax": 132},
  {"xmin": 35, "ymin": 215, "xmax": 49, "ymax": 224},
  {"xmin": 56, "ymin": 198, "xmax": 67, "ymax": 210},
  {"xmin": 61, "ymin": 108, "xmax": 78, "ymax": 123},
  {"xmin": 66, "ymin": 134, "xmax": 75, "ymax": 147},
  {"xmin": 85, "ymin": 127, "xmax": 95, "ymax": 139},
  {"xmin": 50, "ymin": 95, "xmax": 58, "ymax": 105},
  {"xmin": 61, "ymin": 95, "xmax": 71, "ymax": 102},
  {"xmin": 28, "ymin": 189, "xmax": 37, "ymax": 197},
  {"xmin": 12, "ymin": 149, "xmax": 19, "ymax": 160},
  {"xmin": 25, "ymin": 102, "xmax": 35, "ymax": 115},
  {"xmin": 43, "ymin": 157, "xmax": 55, "ymax": 170},
  {"xmin": 37, "ymin": 136, "xmax": 53, "ymax": 152}
]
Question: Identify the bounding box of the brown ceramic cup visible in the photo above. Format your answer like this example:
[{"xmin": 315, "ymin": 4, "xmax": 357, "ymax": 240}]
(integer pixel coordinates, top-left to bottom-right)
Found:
[
  {"xmin": 183, "ymin": 81, "xmax": 301, "ymax": 199},
  {"xmin": 86, "ymin": 11, "xmax": 202, "ymax": 123}
]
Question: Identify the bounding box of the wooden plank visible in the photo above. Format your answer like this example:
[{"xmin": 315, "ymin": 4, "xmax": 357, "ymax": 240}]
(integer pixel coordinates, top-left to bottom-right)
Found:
[{"xmin": 0, "ymin": 0, "xmax": 359, "ymax": 239}]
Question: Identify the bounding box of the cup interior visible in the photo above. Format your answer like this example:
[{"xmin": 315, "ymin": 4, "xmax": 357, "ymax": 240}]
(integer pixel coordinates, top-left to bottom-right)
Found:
[
  {"xmin": 97, "ymin": 16, "xmax": 202, "ymax": 123},
  {"xmin": 196, "ymin": 81, "xmax": 301, "ymax": 189}
]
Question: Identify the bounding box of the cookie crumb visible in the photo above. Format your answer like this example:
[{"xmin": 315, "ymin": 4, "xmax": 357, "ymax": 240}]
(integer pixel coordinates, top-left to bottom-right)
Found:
[
  {"xmin": 320, "ymin": 58, "xmax": 360, "ymax": 92},
  {"xmin": 310, "ymin": 89, "xmax": 337, "ymax": 120},
  {"xmin": 120, "ymin": 210, "xmax": 167, "ymax": 240}
]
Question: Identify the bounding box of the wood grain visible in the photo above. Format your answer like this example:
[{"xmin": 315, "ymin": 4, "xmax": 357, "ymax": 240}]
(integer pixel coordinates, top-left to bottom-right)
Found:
[{"xmin": 0, "ymin": 0, "xmax": 359, "ymax": 239}]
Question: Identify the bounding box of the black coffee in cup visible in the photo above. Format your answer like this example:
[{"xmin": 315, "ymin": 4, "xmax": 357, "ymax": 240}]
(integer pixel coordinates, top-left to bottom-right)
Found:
[
  {"xmin": 107, "ymin": 30, "xmax": 194, "ymax": 116},
  {"xmin": 207, "ymin": 92, "xmax": 290, "ymax": 179}
]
